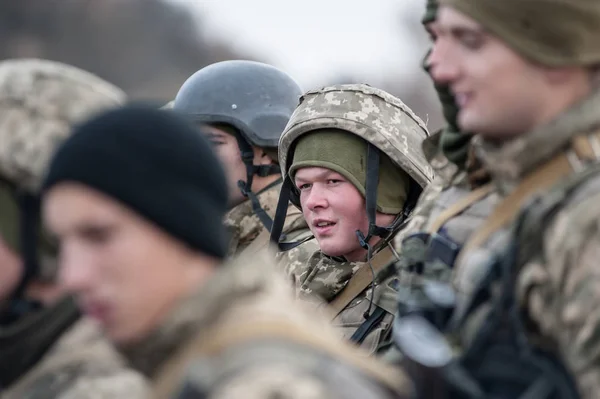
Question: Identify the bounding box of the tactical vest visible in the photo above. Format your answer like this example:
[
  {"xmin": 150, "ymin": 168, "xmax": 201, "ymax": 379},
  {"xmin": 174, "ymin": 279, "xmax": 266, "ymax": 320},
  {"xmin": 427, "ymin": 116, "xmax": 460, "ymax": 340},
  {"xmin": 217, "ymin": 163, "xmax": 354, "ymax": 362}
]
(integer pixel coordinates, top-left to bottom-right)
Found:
[{"xmin": 394, "ymin": 132, "xmax": 600, "ymax": 399}]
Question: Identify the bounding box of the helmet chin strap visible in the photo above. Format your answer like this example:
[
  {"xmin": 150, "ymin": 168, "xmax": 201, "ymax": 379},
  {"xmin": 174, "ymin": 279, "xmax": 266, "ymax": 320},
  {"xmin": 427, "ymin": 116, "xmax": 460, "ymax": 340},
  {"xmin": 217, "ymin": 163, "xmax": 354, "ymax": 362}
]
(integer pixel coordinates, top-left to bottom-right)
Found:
[
  {"xmin": 1, "ymin": 193, "xmax": 43, "ymax": 325},
  {"xmin": 234, "ymin": 135, "xmax": 280, "ymax": 232},
  {"xmin": 355, "ymin": 144, "xmax": 422, "ymax": 321}
]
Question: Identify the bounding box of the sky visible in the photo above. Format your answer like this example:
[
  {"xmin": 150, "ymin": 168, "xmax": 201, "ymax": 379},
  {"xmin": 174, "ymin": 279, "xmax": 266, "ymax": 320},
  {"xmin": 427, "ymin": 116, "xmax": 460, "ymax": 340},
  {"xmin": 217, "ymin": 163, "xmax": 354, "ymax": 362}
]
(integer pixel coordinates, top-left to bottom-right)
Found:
[{"xmin": 168, "ymin": 0, "xmax": 428, "ymax": 90}]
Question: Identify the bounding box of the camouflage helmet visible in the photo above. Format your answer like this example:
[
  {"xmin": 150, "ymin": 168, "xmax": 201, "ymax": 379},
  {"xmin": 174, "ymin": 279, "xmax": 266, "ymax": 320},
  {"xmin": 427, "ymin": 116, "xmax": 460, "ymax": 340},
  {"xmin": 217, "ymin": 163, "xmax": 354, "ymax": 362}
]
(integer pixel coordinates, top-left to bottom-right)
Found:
[
  {"xmin": 0, "ymin": 58, "xmax": 125, "ymax": 193},
  {"xmin": 0, "ymin": 59, "xmax": 124, "ymax": 316},
  {"xmin": 270, "ymin": 84, "xmax": 434, "ymax": 250},
  {"xmin": 279, "ymin": 84, "xmax": 434, "ymax": 200}
]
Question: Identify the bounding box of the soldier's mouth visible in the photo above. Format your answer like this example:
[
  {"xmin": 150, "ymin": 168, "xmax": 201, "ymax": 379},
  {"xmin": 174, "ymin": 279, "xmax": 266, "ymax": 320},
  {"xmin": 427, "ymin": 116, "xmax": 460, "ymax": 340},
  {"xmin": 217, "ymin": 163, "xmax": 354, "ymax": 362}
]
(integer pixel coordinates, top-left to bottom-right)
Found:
[{"xmin": 313, "ymin": 219, "xmax": 336, "ymax": 235}]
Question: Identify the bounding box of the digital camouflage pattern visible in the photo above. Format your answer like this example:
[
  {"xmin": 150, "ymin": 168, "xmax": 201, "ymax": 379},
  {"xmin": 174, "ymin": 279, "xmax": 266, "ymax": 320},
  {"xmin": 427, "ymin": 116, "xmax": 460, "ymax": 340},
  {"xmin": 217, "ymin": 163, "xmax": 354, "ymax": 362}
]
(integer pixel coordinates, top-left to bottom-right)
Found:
[
  {"xmin": 452, "ymin": 86, "xmax": 600, "ymax": 398},
  {"xmin": 278, "ymin": 240, "xmax": 400, "ymax": 355},
  {"xmin": 224, "ymin": 181, "xmax": 311, "ymax": 257},
  {"xmin": 0, "ymin": 58, "xmax": 125, "ymax": 194},
  {"xmin": 278, "ymin": 84, "xmax": 434, "ymax": 188},
  {"xmin": 0, "ymin": 59, "xmax": 147, "ymax": 398},
  {"xmin": 276, "ymin": 84, "xmax": 433, "ymax": 354},
  {"xmin": 117, "ymin": 250, "xmax": 413, "ymax": 399},
  {"xmin": 4, "ymin": 318, "xmax": 149, "ymax": 399},
  {"xmin": 393, "ymin": 131, "xmax": 499, "ymax": 251}
]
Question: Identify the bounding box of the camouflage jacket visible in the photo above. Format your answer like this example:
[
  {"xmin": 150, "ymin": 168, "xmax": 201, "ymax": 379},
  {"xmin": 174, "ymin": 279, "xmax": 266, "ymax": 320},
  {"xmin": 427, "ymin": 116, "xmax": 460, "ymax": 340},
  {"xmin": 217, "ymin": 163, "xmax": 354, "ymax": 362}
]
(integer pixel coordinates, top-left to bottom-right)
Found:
[
  {"xmin": 2, "ymin": 298, "xmax": 148, "ymax": 399},
  {"xmin": 278, "ymin": 236, "xmax": 402, "ymax": 356},
  {"xmin": 117, "ymin": 251, "xmax": 413, "ymax": 399},
  {"xmin": 451, "ymin": 87, "xmax": 600, "ymax": 398},
  {"xmin": 393, "ymin": 131, "xmax": 500, "ymax": 283},
  {"xmin": 224, "ymin": 181, "xmax": 310, "ymax": 257}
]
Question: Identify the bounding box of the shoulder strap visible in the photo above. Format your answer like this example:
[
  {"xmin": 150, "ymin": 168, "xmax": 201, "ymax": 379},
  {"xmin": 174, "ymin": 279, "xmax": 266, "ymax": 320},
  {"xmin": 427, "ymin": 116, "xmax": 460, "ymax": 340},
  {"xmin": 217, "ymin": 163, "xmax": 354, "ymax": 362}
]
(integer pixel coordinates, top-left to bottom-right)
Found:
[
  {"xmin": 153, "ymin": 319, "xmax": 409, "ymax": 399},
  {"xmin": 328, "ymin": 246, "xmax": 395, "ymax": 318},
  {"xmin": 427, "ymin": 183, "xmax": 494, "ymax": 234},
  {"xmin": 458, "ymin": 131, "xmax": 600, "ymax": 263}
]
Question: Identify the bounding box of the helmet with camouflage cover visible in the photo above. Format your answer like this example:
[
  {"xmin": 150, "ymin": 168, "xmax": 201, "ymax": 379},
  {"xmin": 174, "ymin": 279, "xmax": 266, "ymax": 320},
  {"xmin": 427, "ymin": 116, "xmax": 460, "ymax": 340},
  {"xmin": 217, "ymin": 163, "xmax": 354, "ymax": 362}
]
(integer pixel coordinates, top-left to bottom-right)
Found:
[
  {"xmin": 173, "ymin": 60, "xmax": 303, "ymax": 230},
  {"xmin": 0, "ymin": 59, "xmax": 125, "ymax": 193},
  {"xmin": 0, "ymin": 58, "xmax": 125, "ymax": 319},
  {"xmin": 279, "ymin": 84, "xmax": 433, "ymax": 196},
  {"xmin": 270, "ymin": 84, "xmax": 434, "ymax": 250}
]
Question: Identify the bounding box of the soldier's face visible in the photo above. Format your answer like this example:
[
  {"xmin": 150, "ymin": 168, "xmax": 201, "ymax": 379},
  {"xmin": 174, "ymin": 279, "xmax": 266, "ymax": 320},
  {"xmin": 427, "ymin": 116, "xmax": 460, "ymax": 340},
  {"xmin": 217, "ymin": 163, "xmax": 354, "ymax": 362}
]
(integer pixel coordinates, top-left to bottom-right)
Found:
[
  {"xmin": 202, "ymin": 124, "xmax": 247, "ymax": 206},
  {"xmin": 430, "ymin": 7, "xmax": 553, "ymax": 139},
  {"xmin": 294, "ymin": 167, "xmax": 394, "ymax": 261},
  {"xmin": 43, "ymin": 183, "xmax": 213, "ymax": 345}
]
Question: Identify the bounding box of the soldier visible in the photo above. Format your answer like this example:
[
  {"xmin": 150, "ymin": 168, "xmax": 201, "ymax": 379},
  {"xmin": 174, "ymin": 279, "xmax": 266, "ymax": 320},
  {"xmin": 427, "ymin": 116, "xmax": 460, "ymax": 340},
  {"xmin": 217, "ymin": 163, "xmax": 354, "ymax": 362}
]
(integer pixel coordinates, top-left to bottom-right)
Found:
[
  {"xmin": 172, "ymin": 60, "xmax": 310, "ymax": 257},
  {"xmin": 273, "ymin": 84, "xmax": 434, "ymax": 355},
  {"xmin": 382, "ymin": 0, "xmax": 500, "ymax": 368},
  {"xmin": 41, "ymin": 105, "xmax": 414, "ymax": 399},
  {"xmin": 393, "ymin": 0, "xmax": 600, "ymax": 397},
  {"xmin": 0, "ymin": 59, "xmax": 148, "ymax": 398}
]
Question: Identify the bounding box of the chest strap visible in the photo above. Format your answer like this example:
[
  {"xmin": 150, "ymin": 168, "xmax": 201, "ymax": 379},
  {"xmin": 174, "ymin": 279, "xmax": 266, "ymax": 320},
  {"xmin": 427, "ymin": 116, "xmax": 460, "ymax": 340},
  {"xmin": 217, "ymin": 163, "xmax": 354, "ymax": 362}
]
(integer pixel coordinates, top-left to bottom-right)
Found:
[
  {"xmin": 457, "ymin": 130, "xmax": 600, "ymax": 266},
  {"xmin": 427, "ymin": 183, "xmax": 494, "ymax": 234},
  {"xmin": 328, "ymin": 246, "xmax": 395, "ymax": 319}
]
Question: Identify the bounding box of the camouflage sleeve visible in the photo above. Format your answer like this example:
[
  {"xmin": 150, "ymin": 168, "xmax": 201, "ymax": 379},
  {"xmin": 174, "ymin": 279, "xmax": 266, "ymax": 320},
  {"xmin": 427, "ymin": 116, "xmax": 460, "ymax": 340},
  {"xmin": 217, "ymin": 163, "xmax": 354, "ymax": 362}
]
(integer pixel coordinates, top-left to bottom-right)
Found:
[
  {"xmin": 171, "ymin": 356, "xmax": 408, "ymax": 399},
  {"xmin": 59, "ymin": 371, "xmax": 150, "ymax": 399},
  {"xmin": 519, "ymin": 193, "xmax": 600, "ymax": 398}
]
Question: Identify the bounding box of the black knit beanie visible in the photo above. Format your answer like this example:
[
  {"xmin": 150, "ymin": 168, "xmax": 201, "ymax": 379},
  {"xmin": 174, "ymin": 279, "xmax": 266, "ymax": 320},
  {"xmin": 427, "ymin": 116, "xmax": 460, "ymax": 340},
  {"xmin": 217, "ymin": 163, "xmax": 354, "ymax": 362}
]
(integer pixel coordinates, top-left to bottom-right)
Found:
[{"xmin": 42, "ymin": 105, "xmax": 229, "ymax": 260}]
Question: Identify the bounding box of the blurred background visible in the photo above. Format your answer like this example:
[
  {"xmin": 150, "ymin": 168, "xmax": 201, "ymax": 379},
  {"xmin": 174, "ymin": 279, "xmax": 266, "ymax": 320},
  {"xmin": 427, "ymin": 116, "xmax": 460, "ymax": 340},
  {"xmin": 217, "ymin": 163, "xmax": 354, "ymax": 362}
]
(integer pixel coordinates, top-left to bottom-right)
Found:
[{"xmin": 0, "ymin": 0, "xmax": 443, "ymax": 131}]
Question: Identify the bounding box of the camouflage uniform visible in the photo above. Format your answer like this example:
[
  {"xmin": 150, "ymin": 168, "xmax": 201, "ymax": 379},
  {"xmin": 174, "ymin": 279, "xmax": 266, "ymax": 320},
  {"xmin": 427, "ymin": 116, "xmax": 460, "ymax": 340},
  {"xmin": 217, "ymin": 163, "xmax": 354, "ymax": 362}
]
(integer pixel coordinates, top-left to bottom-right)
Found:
[
  {"xmin": 276, "ymin": 84, "xmax": 434, "ymax": 355},
  {"xmin": 0, "ymin": 59, "xmax": 148, "ymax": 398},
  {"xmin": 391, "ymin": 131, "xmax": 500, "ymax": 292},
  {"xmin": 224, "ymin": 182, "xmax": 310, "ymax": 257},
  {"xmin": 118, "ymin": 251, "xmax": 414, "ymax": 399},
  {"xmin": 433, "ymin": 87, "xmax": 600, "ymax": 398}
]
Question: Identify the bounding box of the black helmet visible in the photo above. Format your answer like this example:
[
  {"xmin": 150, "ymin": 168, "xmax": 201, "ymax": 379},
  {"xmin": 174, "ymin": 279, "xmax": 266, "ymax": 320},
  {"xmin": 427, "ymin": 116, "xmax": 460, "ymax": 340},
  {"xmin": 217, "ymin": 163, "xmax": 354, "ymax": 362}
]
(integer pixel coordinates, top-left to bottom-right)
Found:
[
  {"xmin": 173, "ymin": 60, "xmax": 303, "ymax": 231},
  {"xmin": 173, "ymin": 60, "xmax": 302, "ymax": 149}
]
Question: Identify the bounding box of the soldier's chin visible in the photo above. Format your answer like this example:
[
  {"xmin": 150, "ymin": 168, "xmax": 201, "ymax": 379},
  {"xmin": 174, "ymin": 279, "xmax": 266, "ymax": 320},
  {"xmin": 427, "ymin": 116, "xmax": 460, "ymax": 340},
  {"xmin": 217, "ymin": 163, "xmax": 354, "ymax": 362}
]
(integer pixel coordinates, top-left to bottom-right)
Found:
[{"xmin": 317, "ymin": 239, "xmax": 346, "ymax": 258}]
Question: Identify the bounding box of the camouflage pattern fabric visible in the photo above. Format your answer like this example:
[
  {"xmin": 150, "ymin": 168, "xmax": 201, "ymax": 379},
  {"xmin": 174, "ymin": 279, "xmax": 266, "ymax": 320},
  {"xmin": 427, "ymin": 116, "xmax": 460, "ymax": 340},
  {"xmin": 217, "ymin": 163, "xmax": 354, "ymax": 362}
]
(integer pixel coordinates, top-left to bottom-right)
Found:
[
  {"xmin": 0, "ymin": 58, "xmax": 124, "ymax": 194},
  {"xmin": 381, "ymin": 131, "xmax": 499, "ymax": 364},
  {"xmin": 117, "ymin": 251, "xmax": 413, "ymax": 399},
  {"xmin": 3, "ymin": 317, "xmax": 149, "ymax": 399},
  {"xmin": 279, "ymin": 240, "xmax": 400, "ymax": 355},
  {"xmin": 275, "ymin": 84, "xmax": 433, "ymax": 355},
  {"xmin": 224, "ymin": 182, "xmax": 310, "ymax": 258},
  {"xmin": 393, "ymin": 131, "xmax": 499, "ymax": 249},
  {"xmin": 278, "ymin": 84, "xmax": 434, "ymax": 189},
  {"xmin": 452, "ymin": 86, "xmax": 600, "ymax": 398},
  {"xmin": 0, "ymin": 58, "xmax": 147, "ymax": 397}
]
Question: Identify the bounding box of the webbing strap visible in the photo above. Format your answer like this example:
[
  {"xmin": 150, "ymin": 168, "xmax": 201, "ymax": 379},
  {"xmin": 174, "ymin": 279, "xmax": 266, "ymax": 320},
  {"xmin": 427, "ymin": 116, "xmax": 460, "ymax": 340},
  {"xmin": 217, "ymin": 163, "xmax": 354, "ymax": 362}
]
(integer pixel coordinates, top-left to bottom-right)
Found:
[
  {"xmin": 426, "ymin": 183, "xmax": 494, "ymax": 234},
  {"xmin": 328, "ymin": 246, "xmax": 395, "ymax": 318},
  {"xmin": 458, "ymin": 130, "xmax": 600, "ymax": 265},
  {"xmin": 349, "ymin": 306, "xmax": 387, "ymax": 344}
]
